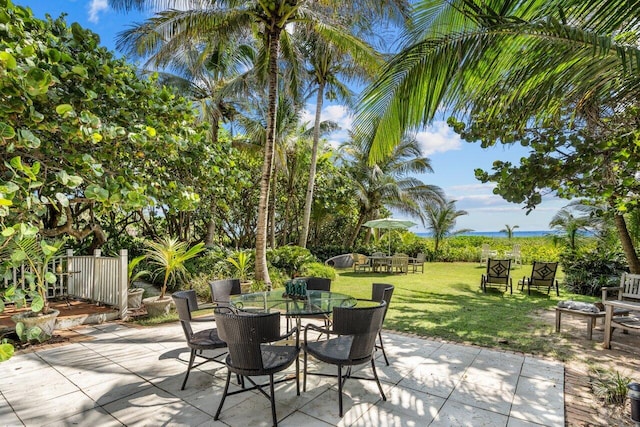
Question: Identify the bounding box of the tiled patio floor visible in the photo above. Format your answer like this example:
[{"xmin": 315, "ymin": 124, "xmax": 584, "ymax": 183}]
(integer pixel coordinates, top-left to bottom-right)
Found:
[{"xmin": 0, "ymin": 322, "xmax": 564, "ymax": 426}]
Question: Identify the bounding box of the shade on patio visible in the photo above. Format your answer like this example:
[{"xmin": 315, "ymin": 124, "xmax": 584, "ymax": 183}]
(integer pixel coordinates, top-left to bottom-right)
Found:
[{"xmin": 363, "ymin": 217, "xmax": 417, "ymax": 255}]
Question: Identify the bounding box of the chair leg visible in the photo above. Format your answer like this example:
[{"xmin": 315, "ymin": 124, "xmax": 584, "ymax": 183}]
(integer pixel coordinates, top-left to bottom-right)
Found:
[
  {"xmin": 371, "ymin": 357, "xmax": 386, "ymax": 402},
  {"xmin": 181, "ymin": 348, "xmax": 197, "ymax": 390},
  {"xmin": 269, "ymin": 374, "xmax": 277, "ymax": 427},
  {"xmin": 338, "ymin": 364, "xmax": 343, "ymax": 417},
  {"xmin": 377, "ymin": 331, "xmax": 389, "ymax": 366},
  {"xmin": 303, "ymin": 349, "xmax": 308, "ymax": 392},
  {"xmin": 295, "ymin": 351, "xmax": 300, "ymax": 396},
  {"xmin": 214, "ymin": 370, "xmax": 232, "ymax": 421}
]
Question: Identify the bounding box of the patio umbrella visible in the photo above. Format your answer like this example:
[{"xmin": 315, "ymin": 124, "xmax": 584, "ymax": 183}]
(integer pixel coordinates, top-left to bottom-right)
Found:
[{"xmin": 363, "ymin": 217, "xmax": 417, "ymax": 255}]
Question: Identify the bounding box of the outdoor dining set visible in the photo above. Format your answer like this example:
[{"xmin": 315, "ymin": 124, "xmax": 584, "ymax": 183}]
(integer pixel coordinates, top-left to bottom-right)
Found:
[
  {"xmin": 171, "ymin": 278, "xmax": 394, "ymax": 427},
  {"xmin": 352, "ymin": 252, "xmax": 426, "ymax": 274}
]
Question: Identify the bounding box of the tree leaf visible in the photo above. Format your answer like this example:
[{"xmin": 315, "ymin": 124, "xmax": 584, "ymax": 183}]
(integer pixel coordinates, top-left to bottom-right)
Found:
[{"xmin": 0, "ymin": 342, "xmax": 15, "ymax": 362}]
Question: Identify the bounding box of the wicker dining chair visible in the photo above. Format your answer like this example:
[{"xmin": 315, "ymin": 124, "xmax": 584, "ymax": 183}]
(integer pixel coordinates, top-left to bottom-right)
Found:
[
  {"xmin": 209, "ymin": 278, "xmax": 242, "ymax": 308},
  {"xmin": 214, "ymin": 311, "xmax": 299, "ymax": 427},
  {"xmin": 303, "ymin": 302, "xmax": 387, "ymax": 417},
  {"xmin": 172, "ymin": 290, "xmax": 227, "ymax": 390}
]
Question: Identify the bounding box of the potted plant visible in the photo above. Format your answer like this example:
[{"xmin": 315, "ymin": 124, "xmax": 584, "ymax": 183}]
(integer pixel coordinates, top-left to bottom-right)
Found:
[
  {"xmin": 0, "ymin": 234, "xmax": 63, "ymax": 343},
  {"xmin": 226, "ymin": 250, "xmax": 254, "ymax": 293},
  {"xmin": 142, "ymin": 236, "xmax": 205, "ymax": 317},
  {"xmin": 127, "ymin": 255, "xmax": 150, "ymax": 309}
]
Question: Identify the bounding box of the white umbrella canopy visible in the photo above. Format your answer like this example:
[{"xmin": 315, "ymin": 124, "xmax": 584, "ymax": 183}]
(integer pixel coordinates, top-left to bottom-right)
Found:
[{"xmin": 363, "ymin": 217, "xmax": 417, "ymax": 255}]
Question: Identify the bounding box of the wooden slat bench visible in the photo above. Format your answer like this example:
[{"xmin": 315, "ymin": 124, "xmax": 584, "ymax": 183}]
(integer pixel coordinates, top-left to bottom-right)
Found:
[{"xmin": 602, "ymin": 273, "xmax": 640, "ymax": 349}]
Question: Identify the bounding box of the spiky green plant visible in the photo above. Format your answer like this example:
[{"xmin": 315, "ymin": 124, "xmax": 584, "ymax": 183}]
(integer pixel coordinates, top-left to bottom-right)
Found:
[
  {"xmin": 144, "ymin": 237, "xmax": 205, "ymax": 299},
  {"xmin": 226, "ymin": 250, "xmax": 253, "ymax": 282},
  {"xmin": 590, "ymin": 367, "xmax": 631, "ymax": 405}
]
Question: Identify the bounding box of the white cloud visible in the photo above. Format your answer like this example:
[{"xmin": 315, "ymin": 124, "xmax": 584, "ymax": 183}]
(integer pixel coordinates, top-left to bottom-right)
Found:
[
  {"xmin": 414, "ymin": 121, "xmax": 463, "ymax": 155},
  {"xmin": 302, "ymin": 104, "xmax": 353, "ymax": 148},
  {"xmin": 88, "ymin": 0, "xmax": 108, "ymax": 23}
]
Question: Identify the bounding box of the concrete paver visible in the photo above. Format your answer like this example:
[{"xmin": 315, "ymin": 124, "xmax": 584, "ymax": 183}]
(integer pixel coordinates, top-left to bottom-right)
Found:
[{"xmin": 0, "ymin": 323, "xmax": 564, "ymax": 426}]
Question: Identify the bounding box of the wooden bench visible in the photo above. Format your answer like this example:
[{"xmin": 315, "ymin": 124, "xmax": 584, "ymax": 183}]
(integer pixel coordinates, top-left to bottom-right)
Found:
[
  {"xmin": 554, "ymin": 307, "xmax": 630, "ymax": 340},
  {"xmin": 602, "ymin": 273, "xmax": 640, "ymax": 348}
]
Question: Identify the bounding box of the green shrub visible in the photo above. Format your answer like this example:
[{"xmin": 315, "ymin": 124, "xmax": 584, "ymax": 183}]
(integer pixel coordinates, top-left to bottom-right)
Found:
[
  {"xmin": 267, "ymin": 246, "xmax": 317, "ymax": 278},
  {"xmin": 187, "ymin": 272, "xmax": 212, "ymax": 301},
  {"xmin": 299, "ymin": 262, "xmax": 337, "ymax": 280},
  {"xmin": 561, "ymin": 250, "xmax": 627, "ymax": 296}
]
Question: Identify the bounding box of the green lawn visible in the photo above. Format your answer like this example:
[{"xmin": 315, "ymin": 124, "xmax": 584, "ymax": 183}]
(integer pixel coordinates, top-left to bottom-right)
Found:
[{"xmin": 332, "ymin": 262, "xmax": 596, "ymax": 359}]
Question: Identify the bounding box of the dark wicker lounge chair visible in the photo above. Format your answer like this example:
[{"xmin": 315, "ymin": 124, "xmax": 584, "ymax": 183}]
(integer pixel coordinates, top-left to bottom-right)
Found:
[
  {"xmin": 214, "ymin": 311, "xmax": 299, "ymax": 427},
  {"xmin": 520, "ymin": 261, "xmax": 559, "ymax": 296},
  {"xmin": 481, "ymin": 258, "xmax": 513, "ymax": 294},
  {"xmin": 172, "ymin": 290, "xmax": 227, "ymax": 390},
  {"xmin": 303, "ymin": 302, "xmax": 387, "ymax": 417}
]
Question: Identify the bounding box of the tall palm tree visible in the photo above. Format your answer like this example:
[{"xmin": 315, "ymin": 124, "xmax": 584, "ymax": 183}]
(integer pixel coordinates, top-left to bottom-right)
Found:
[
  {"xmin": 500, "ymin": 224, "xmax": 519, "ymax": 239},
  {"xmin": 423, "ymin": 199, "xmax": 470, "ymax": 253},
  {"xmin": 297, "ymin": 30, "xmax": 382, "ymax": 248},
  {"xmin": 108, "ymin": 0, "xmax": 408, "ymax": 284},
  {"xmin": 340, "ymin": 136, "xmax": 444, "ymax": 247}
]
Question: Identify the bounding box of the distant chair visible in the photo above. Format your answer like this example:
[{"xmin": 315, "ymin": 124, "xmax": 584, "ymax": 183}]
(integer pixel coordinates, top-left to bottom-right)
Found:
[
  {"xmin": 352, "ymin": 253, "xmax": 371, "ymax": 272},
  {"xmin": 172, "ymin": 290, "xmax": 227, "ymax": 390},
  {"xmin": 481, "ymin": 259, "xmax": 513, "ymax": 294},
  {"xmin": 209, "ymin": 278, "xmax": 241, "ymax": 308},
  {"xmin": 505, "ymin": 244, "xmax": 522, "ymax": 267},
  {"xmin": 390, "ymin": 253, "xmax": 409, "ymax": 274},
  {"xmin": 409, "ymin": 252, "xmax": 426, "ymax": 273},
  {"xmin": 480, "ymin": 244, "xmax": 498, "ymax": 265},
  {"xmin": 519, "ymin": 261, "xmax": 559, "ymax": 296}
]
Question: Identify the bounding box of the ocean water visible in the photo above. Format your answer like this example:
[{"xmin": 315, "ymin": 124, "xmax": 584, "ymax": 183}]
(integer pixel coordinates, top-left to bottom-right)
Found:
[{"xmin": 415, "ymin": 230, "xmax": 562, "ymax": 238}]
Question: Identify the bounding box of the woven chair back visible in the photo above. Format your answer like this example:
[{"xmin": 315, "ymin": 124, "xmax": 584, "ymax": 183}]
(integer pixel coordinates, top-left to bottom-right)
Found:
[
  {"xmin": 215, "ymin": 311, "xmax": 281, "ymax": 371},
  {"xmin": 209, "ymin": 278, "xmax": 241, "ymax": 305},
  {"xmin": 332, "ymin": 302, "xmax": 386, "ymax": 362},
  {"xmin": 297, "ymin": 277, "xmax": 331, "ymax": 291}
]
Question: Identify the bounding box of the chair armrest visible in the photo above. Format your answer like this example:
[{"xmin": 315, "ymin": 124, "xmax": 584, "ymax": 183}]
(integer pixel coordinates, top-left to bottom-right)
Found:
[
  {"xmin": 602, "ymin": 286, "xmax": 623, "ymax": 301},
  {"xmin": 304, "ymin": 323, "xmax": 341, "ymax": 343},
  {"xmin": 277, "ymin": 326, "xmax": 298, "ymax": 347}
]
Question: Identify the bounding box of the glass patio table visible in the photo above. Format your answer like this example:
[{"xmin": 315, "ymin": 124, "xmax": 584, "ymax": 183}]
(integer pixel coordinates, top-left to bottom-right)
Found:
[{"xmin": 229, "ymin": 290, "xmax": 357, "ymax": 332}]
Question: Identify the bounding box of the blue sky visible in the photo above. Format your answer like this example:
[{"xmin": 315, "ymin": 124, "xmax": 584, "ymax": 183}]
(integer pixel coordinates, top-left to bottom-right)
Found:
[{"xmin": 20, "ymin": 0, "xmax": 568, "ymax": 233}]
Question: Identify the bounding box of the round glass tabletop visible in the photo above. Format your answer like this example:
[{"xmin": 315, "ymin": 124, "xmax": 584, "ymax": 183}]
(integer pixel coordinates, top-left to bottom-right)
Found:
[{"xmin": 229, "ymin": 290, "xmax": 356, "ymax": 316}]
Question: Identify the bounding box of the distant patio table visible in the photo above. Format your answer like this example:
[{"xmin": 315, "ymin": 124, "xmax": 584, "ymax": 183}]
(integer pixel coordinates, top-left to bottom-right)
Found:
[{"xmin": 368, "ymin": 255, "xmax": 391, "ymax": 273}]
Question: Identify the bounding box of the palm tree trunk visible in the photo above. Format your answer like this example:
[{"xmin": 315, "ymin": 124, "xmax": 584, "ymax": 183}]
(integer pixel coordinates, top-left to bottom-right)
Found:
[
  {"xmin": 255, "ymin": 27, "xmax": 281, "ymax": 285},
  {"xmin": 345, "ymin": 211, "xmax": 367, "ymax": 248},
  {"xmin": 299, "ymin": 81, "xmax": 325, "ymax": 248},
  {"xmin": 269, "ymin": 171, "xmax": 277, "ymax": 248},
  {"xmin": 614, "ymin": 213, "xmax": 640, "ymax": 273}
]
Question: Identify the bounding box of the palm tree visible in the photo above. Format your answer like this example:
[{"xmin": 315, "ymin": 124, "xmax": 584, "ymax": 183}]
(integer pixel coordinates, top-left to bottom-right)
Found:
[
  {"xmin": 145, "ymin": 236, "xmax": 205, "ymax": 300},
  {"xmin": 297, "ymin": 30, "xmax": 382, "ymax": 248},
  {"xmin": 108, "ymin": 0, "xmax": 408, "ymax": 285},
  {"xmin": 340, "ymin": 136, "xmax": 444, "ymax": 248},
  {"xmin": 356, "ymin": 0, "xmax": 640, "ymax": 160},
  {"xmin": 355, "ymin": 0, "xmax": 640, "ymax": 271},
  {"xmin": 500, "ymin": 224, "xmax": 519, "ymax": 239},
  {"xmin": 423, "ymin": 199, "xmax": 471, "ymax": 253},
  {"xmin": 549, "ymin": 207, "xmax": 596, "ymax": 251}
]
